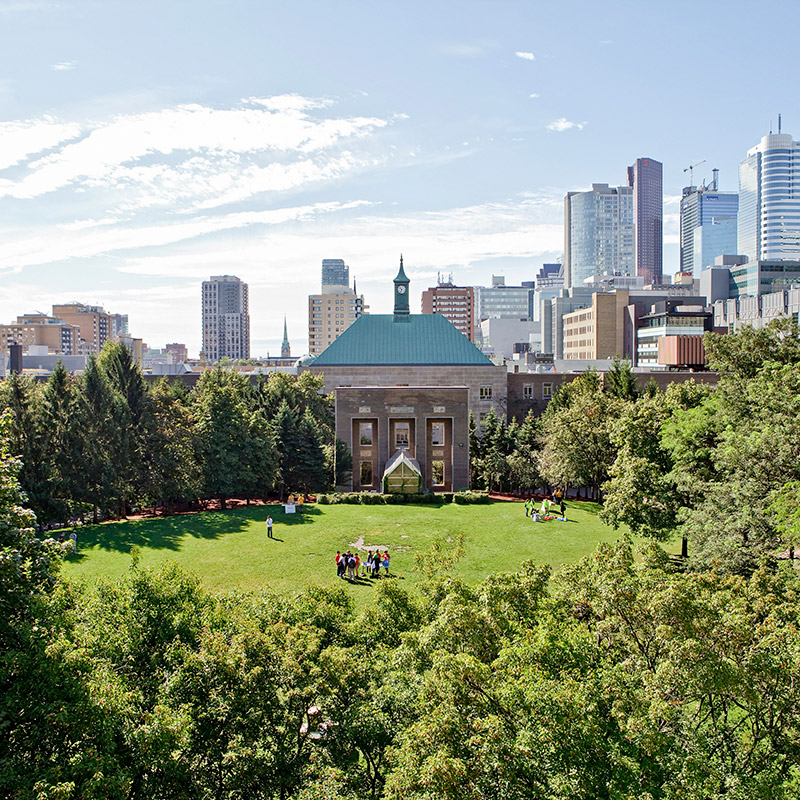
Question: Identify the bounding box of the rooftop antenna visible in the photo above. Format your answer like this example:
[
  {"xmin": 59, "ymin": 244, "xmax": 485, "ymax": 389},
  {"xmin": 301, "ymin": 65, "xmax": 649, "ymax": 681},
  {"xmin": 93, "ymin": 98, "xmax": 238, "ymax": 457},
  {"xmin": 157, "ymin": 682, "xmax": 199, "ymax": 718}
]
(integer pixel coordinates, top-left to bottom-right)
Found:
[{"xmin": 779, "ymin": 113, "xmax": 782, "ymax": 134}]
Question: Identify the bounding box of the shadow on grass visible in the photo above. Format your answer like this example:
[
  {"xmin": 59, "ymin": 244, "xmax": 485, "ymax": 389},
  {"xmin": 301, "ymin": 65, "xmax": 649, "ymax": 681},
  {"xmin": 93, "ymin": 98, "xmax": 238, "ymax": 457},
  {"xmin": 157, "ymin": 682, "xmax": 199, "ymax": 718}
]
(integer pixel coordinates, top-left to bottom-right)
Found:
[{"xmin": 71, "ymin": 504, "xmax": 325, "ymax": 553}]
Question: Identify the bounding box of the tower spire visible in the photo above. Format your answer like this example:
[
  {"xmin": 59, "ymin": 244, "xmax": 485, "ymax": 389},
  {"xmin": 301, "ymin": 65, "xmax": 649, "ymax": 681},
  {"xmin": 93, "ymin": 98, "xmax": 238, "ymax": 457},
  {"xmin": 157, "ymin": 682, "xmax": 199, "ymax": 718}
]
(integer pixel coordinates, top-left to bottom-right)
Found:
[
  {"xmin": 393, "ymin": 254, "xmax": 410, "ymax": 318},
  {"xmin": 281, "ymin": 315, "xmax": 291, "ymax": 358}
]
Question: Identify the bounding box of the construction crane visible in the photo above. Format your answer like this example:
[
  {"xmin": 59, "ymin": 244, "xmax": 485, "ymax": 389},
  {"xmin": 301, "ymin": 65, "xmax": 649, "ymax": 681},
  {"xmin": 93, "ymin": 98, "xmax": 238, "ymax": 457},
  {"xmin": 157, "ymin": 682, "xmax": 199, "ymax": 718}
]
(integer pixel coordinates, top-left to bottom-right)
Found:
[{"xmin": 683, "ymin": 159, "xmax": 706, "ymax": 187}]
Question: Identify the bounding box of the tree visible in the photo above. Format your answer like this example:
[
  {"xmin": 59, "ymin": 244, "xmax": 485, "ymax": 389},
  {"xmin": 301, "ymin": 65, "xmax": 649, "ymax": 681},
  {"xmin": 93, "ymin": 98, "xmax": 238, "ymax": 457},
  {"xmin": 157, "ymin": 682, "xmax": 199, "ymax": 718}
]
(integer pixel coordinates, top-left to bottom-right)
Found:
[
  {"xmin": 601, "ymin": 381, "xmax": 711, "ymax": 550},
  {"xmin": 193, "ymin": 369, "xmax": 272, "ymax": 507},
  {"xmin": 538, "ymin": 377, "xmax": 620, "ymax": 499},
  {"xmin": 603, "ymin": 356, "xmax": 639, "ymax": 400}
]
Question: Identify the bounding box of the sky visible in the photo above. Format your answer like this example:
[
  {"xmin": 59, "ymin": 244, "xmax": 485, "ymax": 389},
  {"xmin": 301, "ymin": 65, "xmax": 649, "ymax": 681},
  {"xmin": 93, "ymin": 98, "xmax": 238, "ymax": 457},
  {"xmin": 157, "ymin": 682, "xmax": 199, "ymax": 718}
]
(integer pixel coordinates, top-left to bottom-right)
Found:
[{"xmin": 0, "ymin": 0, "xmax": 797, "ymax": 357}]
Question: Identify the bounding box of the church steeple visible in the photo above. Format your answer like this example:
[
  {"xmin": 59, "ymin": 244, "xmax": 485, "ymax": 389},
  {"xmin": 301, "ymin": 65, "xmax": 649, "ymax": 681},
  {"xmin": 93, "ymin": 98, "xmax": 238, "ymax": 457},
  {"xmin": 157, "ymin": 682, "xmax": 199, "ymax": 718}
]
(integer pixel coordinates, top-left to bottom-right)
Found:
[
  {"xmin": 281, "ymin": 316, "xmax": 291, "ymax": 358},
  {"xmin": 393, "ymin": 254, "xmax": 410, "ymax": 318}
]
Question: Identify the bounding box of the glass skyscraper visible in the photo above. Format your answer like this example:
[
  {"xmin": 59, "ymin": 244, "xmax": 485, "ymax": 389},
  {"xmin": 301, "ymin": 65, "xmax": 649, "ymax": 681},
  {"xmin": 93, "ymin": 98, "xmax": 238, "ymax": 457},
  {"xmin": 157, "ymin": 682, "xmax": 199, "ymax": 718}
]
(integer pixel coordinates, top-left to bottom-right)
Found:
[
  {"xmin": 627, "ymin": 157, "xmax": 663, "ymax": 285},
  {"xmin": 564, "ymin": 184, "xmax": 634, "ymax": 290},
  {"xmin": 680, "ymin": 185, "xmax": 739, "ymax": 274},
  {"xmin": 738, "ymin": 131, "xmax": 800, "ymax": 263}
]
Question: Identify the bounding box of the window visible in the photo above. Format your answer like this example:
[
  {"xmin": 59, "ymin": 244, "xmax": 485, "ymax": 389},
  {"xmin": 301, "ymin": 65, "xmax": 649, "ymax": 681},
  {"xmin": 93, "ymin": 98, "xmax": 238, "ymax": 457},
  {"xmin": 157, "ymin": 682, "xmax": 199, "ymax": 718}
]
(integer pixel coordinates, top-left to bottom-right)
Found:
[
  {"xmin": 431, "ymin": 461, "xmax": 444, "ymax": 485},
  {"xmin": 479, "ymin": 412, "xmax": 489, "ymax": 424},
  {"xmin": 359, "ymin": 422, "xmax": 373, "ymax": 446},
  {"xmin": 479, "ymin": 385, "xmax": 493, "ymax": 400},
  {"xmin": 523, "ymin": 384, "xmax": 534, "ymax": 399},
  {"xmin": 394, "ymin": 422, "xmax": 410, "ymax": 450},
  {"xmin": 543, "ymin": 382, "xmax": 553, "ymax": 399},
  {"xmin": 430, "ymin": 421, "xmax": 445, "ymax": 446},
  {"xmin": 360, "ymin": 461, "xmax": 373, "ymax": 486}
]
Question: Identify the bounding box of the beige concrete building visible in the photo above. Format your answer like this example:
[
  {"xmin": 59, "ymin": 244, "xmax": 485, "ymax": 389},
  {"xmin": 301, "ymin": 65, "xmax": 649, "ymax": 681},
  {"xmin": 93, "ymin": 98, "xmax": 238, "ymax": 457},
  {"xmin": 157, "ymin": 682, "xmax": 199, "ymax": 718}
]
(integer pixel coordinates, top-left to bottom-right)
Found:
[
  {"xmin": 561, "ymin": 291, "xmax": 630, "ymax": 360},
  {"xmin": 52, "ymin": 303, "xmax": 113, "ymax": 354},
  {"xmin": 0, "ymin": 314, "xmax": 80, "ymax": 356},
  {"xmin": 308, "ymin": 287, "xmax": 368, "ymax": 355}
]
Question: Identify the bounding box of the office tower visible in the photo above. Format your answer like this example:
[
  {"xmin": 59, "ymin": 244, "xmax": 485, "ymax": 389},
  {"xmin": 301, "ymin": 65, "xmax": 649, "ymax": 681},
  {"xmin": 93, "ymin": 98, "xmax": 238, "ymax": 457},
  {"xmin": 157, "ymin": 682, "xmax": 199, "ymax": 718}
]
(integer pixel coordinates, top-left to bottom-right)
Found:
[
  {"xmin": 474, "ymin": 276, "xmax": 534, "ymax": 321},
  {"xmin": 421, "ymin": 274, "xmax": 475, "ymax": 341},
  {"xmin": 281, "ymin": 317, "xmax": 291, "ymax": 358},
  {"xmin": 627, "ymin": 157, "xmax": 663, "ymax": 284},
  {"xmin": 564, "ymin": 184, "xmax": 634, "ymax": 290},
  {"xmin": 201, "ymin": 275, "xmax": 250, "ymax": 362},
  {"xmin": 680, "ymin": 170, "xmax": 739, "ymax": 274},
  {"xmin": 321, "ymin": 258, "xmax": 349, "ymax": 290},
  {"xmin": 51, "ymin": 303, "xmax": 114, "ymax": 353},
  {"xmin": 308, "ymin": 260, "xmax": 368, "ymax": 355},
  {"xmin": 738, "ymin": 125, "xmax": 800, "ymax": 263}
]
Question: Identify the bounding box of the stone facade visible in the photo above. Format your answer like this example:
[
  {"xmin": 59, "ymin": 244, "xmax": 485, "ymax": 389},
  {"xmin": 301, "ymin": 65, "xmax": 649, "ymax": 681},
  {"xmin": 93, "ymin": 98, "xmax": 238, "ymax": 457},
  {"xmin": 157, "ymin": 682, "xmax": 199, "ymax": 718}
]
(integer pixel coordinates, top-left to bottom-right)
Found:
[
  {"xmin": 307, "ymin": 363, "xmax": 507, "ymax": 423},
  {"xmin": 335, "ymin": 386, "xmax": 470, "ymax": 492}
]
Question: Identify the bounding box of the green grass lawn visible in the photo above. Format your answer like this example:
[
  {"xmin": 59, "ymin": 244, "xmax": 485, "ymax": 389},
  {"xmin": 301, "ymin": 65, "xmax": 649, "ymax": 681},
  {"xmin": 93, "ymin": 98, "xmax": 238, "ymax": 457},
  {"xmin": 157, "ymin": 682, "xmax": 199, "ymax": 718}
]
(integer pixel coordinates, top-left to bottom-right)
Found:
[{"xmin": 60, "ymin": 500, "xmax": 674, "ymax": 600}]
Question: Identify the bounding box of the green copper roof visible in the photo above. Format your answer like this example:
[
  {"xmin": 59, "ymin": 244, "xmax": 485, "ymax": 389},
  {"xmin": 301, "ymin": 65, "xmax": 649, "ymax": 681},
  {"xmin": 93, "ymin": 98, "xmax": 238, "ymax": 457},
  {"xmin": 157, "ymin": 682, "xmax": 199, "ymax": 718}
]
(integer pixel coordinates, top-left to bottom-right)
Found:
[{"xmin": 312, "ymin": 314, "xmax": 493, "ymax": 366}]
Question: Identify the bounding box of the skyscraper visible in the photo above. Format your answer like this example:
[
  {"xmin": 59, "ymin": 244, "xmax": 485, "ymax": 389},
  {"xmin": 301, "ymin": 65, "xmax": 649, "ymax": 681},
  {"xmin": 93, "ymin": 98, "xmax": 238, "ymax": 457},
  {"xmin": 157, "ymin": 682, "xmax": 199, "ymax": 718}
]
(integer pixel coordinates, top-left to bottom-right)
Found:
[
  {"xmin": 627, "ymin": 157, "xmax": 663, "ymax": 284},
  {"xmin": 201, "ymin": 275, "xmax": 250, "ymax": 362},
  {"xmin": 738, "ymin": 127, "xmax": 800, "ymax": 263},
  {"xmin": 308, "ymin": 259, "xmax": 368, "ymax": 355},
  {"xmin": 321, "ymin": 258, "xmax": 349, "ymax": 290},
  {"xmin": 564, "ymin": 184, "xmax": 634, "ymax": 290},
  {"xmin": 679, "ymin": 170, "xmax": 739, "ymax": 274}
]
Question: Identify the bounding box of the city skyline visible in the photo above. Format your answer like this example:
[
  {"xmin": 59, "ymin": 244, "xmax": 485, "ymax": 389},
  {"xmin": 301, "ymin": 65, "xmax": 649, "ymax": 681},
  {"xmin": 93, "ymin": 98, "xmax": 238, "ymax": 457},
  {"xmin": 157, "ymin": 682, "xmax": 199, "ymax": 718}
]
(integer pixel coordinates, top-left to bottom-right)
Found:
[{"xmin": 0, "ymin": 1, "xmax": 795, "ymax": 356}]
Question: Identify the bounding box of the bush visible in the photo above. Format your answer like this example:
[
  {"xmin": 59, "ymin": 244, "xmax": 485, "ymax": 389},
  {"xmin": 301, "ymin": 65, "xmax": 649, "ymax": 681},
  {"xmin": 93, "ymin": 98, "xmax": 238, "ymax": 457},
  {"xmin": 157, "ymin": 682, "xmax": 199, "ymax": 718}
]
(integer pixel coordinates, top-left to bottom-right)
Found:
[{"xmin": 453, "ymin": 491, "xmax": 491, "ymax": 505}]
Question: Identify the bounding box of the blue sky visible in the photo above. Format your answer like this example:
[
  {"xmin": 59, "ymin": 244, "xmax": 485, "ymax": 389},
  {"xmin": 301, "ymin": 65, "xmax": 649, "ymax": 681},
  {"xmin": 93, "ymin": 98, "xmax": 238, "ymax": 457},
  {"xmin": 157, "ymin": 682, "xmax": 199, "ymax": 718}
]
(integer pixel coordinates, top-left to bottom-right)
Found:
[{"xmin": 0, "ymin": 0, "xmax": 795, "ymax": 356}]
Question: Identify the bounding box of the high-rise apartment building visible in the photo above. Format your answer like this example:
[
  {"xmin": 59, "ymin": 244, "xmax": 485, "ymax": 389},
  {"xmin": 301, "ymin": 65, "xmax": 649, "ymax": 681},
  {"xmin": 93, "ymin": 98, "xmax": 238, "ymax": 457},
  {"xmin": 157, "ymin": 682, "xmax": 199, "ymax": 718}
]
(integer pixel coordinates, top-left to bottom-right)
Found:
[
  {"xmin": 420, "ymin": 274, "xmax": 475, "ymax": 341},
  {"xmin": 627, "ymin": 157, "xmax": 663, "ymax": 285},
  {"xmin": 52, "ymin": 303, "xmax": 113, "ymax": 353},
  {"xmin": 738, "ymin": 127, "xmax": 800, "ymax": 263},
  {"xmin": 201, "ymin": 275, "xmax": 250, "ymax": 362},
  {"xmin": 564, "ymin": 184, "xmax": 634, "ymax": 290},
  {"xmin": 680, "ymin": 171, "xmax": 739, "ymax": 274},
  {"xmin": 308, "ymin": 260, "xmax": 368, "ymax": 355}
]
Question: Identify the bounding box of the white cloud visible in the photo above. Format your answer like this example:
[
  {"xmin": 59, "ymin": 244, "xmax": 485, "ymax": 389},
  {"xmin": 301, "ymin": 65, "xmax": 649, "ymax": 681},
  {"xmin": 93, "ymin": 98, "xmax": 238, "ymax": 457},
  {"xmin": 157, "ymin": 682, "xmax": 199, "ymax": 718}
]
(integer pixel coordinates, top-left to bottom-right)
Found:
[
  {"xmin": 515, "ymin": 51, "xmax": 535, "ymax": 61},
  {"xmin": 529, "ymin": 93, "xmax": 540, "ymax": 99},
  {"xmin": 0, "ymin": 97, "xmax": 390, "ymax": 206},
  {"xmin": 51, "ymin": 61, "xmax": 76, "ymax": 71},
  {"xmin": 546, "ymin": 117, "xmax": 587, "ymax": 132},
  {"xmin": 0, "ymin": 116, "xmax": 82, "ymax": 170}
]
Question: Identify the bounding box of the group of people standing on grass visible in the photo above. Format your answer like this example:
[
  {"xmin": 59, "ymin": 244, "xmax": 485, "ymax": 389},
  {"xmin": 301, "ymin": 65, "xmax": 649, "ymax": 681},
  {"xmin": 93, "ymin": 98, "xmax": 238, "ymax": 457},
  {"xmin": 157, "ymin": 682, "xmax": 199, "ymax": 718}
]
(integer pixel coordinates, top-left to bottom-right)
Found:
[
  {"xmin": 524, "ymin": 494, "xmax": 567, "ymax": 522},
  {"xmin": 335, "ymin": 549, "xmax": 390, "ymax": 580}
]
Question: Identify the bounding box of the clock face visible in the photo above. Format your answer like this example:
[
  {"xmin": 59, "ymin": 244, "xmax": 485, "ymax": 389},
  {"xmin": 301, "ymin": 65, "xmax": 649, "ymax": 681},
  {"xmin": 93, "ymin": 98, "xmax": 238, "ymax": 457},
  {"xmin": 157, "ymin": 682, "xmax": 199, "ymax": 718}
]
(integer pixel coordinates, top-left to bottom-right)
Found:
[{"xmin": 397, "ymin": 285, "xmax": 406, "ymax": 294}]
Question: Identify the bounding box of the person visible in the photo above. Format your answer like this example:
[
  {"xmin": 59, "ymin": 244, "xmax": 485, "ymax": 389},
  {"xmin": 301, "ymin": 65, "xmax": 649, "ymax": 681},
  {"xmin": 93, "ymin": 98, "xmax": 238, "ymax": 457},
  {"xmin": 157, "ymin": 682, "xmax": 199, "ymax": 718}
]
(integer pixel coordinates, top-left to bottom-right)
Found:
[
  {"xmin": 524, "ymin": 497, "xmax": 533, "ymax": 517},
  {"xmin": 266, "ymin": 515, "xmax": 273, "ymax": 538},
  {"xmin": 355, "ymin": 553, "xmax": 361, "ymax": 577},
  {"xmin": 532, "ymin": 510, "xmax": 540, "ymax": 522},
  {"xmin": 364, "ymin": 551, "xmax": 373, "ymax": 577},
  {"xmin": 69, "ymin": 531, "xmax": 78, "ymax": 553},
  {"xmin": 382, "ymin": 550, "xmax": 390, "ymax": 576},
  {"xmin": 372, "ymin": 550, "xmax": 381, "ymax": 578},
  {"xmin": 559, "ymin": 498, "xmax": 566, "ymax": 517},
  {"xmin": 346, "ymin": 551, "xmax": 357, "ymax": 580},
  {"xmin": 336, "ymin": 551, "xmax": 345, "ymax": 579}
]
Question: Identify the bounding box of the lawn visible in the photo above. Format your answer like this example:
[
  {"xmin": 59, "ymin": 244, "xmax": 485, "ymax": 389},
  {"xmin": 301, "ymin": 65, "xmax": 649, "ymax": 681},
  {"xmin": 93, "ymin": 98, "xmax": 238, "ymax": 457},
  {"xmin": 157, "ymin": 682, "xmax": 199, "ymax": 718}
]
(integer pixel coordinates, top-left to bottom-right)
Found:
[{"xmin": 60, "ymin": 500, "xmax": 670, "ymax": 600}]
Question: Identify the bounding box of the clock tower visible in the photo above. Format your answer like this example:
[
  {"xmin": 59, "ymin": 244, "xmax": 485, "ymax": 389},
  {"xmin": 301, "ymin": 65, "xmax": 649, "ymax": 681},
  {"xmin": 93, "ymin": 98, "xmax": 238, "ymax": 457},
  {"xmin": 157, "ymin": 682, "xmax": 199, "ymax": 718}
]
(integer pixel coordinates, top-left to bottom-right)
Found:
[{"xmin": 393, "ymin": 255, "xmax": 410, "ymax": 318}]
